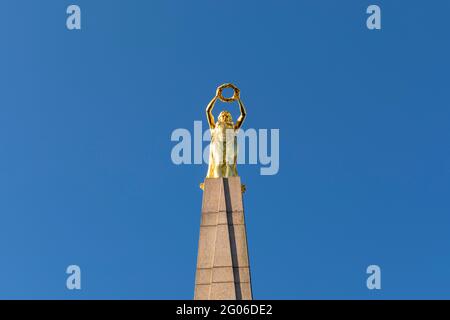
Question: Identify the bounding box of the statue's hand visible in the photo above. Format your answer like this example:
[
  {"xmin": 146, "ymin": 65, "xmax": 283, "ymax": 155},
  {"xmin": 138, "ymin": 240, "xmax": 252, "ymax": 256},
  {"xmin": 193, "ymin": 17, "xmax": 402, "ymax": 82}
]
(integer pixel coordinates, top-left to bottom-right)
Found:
[{"xmin": 234, "ymin": 87, "xmax": 240, "ymax": 100}]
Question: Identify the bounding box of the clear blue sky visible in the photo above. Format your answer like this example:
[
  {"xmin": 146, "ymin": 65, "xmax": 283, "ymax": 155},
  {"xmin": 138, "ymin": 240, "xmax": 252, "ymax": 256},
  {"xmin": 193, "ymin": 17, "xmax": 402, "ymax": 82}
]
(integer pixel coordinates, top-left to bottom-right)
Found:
[{"xmin": 0, "ymin": 0, "xmax": 449, "ymax": 299}]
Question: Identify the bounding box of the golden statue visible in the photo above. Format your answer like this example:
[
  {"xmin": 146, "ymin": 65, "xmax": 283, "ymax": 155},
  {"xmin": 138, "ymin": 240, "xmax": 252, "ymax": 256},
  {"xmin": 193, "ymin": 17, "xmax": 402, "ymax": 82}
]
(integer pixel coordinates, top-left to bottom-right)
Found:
[{"xmin": 200, "ymin": 83, "xmax": 247, "ymax": 191}]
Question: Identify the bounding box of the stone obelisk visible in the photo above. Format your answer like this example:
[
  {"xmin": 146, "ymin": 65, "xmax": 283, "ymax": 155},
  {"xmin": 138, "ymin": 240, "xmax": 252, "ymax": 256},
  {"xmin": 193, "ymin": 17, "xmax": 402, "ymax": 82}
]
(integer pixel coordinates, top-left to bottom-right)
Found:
[{"xmin": 194, "ymin": 177, "xmax": 252, "ymax": 300}]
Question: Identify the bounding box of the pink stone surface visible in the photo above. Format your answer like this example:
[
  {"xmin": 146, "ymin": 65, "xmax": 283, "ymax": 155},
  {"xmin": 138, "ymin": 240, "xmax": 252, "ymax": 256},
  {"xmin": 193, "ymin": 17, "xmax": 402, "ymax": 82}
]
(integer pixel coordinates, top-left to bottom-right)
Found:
[{"xmin": 194, "ymin": 177, "xmax": 253, "ymax": 300}]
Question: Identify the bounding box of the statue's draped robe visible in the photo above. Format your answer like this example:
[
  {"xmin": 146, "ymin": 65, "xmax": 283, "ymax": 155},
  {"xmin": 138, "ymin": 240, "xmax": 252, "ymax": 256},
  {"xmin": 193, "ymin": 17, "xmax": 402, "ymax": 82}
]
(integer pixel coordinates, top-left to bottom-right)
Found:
[{"xmin": 206, "ymin": 123, "xmax": 238, "ymax": 178}]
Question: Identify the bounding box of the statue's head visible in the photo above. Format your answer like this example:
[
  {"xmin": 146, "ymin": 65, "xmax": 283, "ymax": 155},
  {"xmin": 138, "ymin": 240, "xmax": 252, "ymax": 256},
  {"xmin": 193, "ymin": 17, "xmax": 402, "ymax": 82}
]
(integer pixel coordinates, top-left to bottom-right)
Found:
[{"xmin": 217, "ymin": 111, "xmax": 233, "ymax": 126}]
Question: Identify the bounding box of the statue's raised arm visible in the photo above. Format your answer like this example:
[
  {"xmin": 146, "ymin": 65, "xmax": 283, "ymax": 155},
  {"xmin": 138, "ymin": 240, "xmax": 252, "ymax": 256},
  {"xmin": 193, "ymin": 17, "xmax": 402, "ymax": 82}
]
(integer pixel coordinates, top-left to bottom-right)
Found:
[
  {"xmin": 234, "ymin": 90, "xmax": 247, "ymax": 130},
  {"xmin": 205, "ymin": 95, "xmax": 217, "ymax": 129},
  {"xmin": 206, "ymin": 84, "xmax": 232, "ymax": 129}
]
